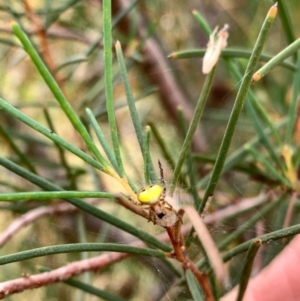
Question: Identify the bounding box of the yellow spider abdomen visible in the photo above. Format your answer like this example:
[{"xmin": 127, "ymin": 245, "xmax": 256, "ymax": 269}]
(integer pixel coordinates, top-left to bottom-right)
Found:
[{"xmin": 137, "ymin": 184, "xmax": 163, "ymax": 204}]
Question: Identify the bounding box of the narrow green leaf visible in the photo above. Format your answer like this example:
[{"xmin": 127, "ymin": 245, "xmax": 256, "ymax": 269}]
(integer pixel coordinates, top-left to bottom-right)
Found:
[
  {"xmin": 192, "ymin": 9, "xmax": 212, "ymax": 36},
  {"xmin": 171, "ymin": 67, "xmax": 216, "ymax": 194},
  {"xmin": 43, "ymin": 108, "xmax": 76, "ymax": 189},
  {"xmin": 115, "ymin": 41, "xmax": 144, "ymax": 149},
  {"xmin": 64, "ymin": 278, "xmax": 128, "ymax": 301},
  {"xmin": 0, "ymin": 191, "xmax": 113, "ymax": 202},
  {"xmin": 85, "ymin": 109, "xmax": 138, "ymax": 192},
  {"xmin": 245, "ymin": 145, "xmax": 290, "ymax": 187},
  {"xmin": 217, "ymin": 196, "xmax": 283, "ymax": 251},
  {"xmin": 186, "ymin": 270, "xmax": 205, "ymax": 301},
  {"xmin": 253, "ymin": 38, "xmax": 300, "ymax": 81},
  {"xmin": 169, "ymin": 49, "xmax": 295, "ymax": 71},
  {"xmin": 86, "ymin": 108, "xmax": 119, "ymax": 173},
  {"xmin": 148, "ymin": 121, "xmax": 175, "ymax": 170},
  {"xmin": 103, "ymin": 0, "xmax": 125, "ymax": 175},
  {"xmin": 236, "ymin": 239, "xmax": 262, "ymax": 301},
  {"xmin": 200, "ymin": 3, "xmax": 278, "ymax": 213},
  {"xmin": 198, "ymin": 118, "xmax": 287, "ymax": 189},
  {"xmin": 12, "ymin": 22, "xmax": 108, "ymax": 172},
  {"xmin": 277, "ymin": 0, "xmax": 295, "ymax": 46},
  {"xmin": 0, "ymin": 125, "xmax": 36, "ymax": 173},
  {"xmin": 286, "ymin": 52, "xmax": 300, "ymax": 144},
  {"xmin": 11, "ymin": 22, "xmax": 110, "ymax": 171},
  {"xmin": 222, "ymin": 220, "xmax": 300, "ymax": 264},
  {"xmin": 0, "ymin": 243, "xmax": 166, "ymax": 265},
  {"xmin": 143, "ymin": 126, "xmax": 151, "ymax": 184},
  {"xmin": 245, "ymin": 98, "xmax": 286, "ymax": 173},
  {"xmin": 115, "ymin": 41, "xmax": 157, "ymax": 182},
  {"xmin": 177, "ymin": 108, "xmax": 201, "ymax": 208},
  {"xmin": 0, "ymin": 98, "xmax": 105, "ymax": 172},
  {"xmin": 229, "ymin": 61, "xmax": 282, "ymax": 145}
]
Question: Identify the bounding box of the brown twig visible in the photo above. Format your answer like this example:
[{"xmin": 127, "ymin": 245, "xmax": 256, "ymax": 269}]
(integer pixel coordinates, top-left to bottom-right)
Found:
[
  {"xmin": 22, "ymin": 0, "xmax": 65, "ymax": 90},
  {"xmin": 185, "ymin": 259, "xmax": 215, "ymax": 301},
  {"xmin": 0, "ymin": 250, "xmax": 129, "ymax": 299},
  {"xmin": 166, "ymin": 224, "xmax": 215, "ymax": 301},
  {"xmin": 0, "ymin": 203, "xmax": 76, "ymax": 248},
  {"xmin": 0, "ymin": 199, "xmax": 101, "ymax": 248},
  {"xmin": 0, "ymin": 25, "xmax": 91, "ymax": 44}
]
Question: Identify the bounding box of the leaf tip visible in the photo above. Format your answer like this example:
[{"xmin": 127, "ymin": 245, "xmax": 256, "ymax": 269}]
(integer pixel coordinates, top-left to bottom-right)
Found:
[
  {"xmin": 268, "ymin": 3, "xmax": 278, "ymax": 20},
  {"xmin": 9, "ymin": 20, "xmax": 16, "ymax": 28},
  {"xmin": 252, "ymin": 72, "xmax": 261, "ymax": 82},
  {"xmin": 115, "ymin": 40, "xmax": 121, "ymax": 49},
  {"xmin": 168, "ymin": 53, "xmax": 174, "ymax": 59}
]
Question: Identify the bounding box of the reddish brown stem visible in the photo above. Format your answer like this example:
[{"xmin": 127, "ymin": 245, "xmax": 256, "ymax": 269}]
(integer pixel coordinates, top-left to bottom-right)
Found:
[
  {"xmin": 185, "ymin": 259, "xmax": 215, "ymax": 301},
  {"xmin": 166, "ymin": 226, "xmax": 215, "ymax": 301}
]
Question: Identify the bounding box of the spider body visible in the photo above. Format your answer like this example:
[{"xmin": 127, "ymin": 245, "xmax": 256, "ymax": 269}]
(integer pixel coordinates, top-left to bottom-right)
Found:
[
  {"xmin": 137, "ymin": 161, "xmax": 181, "ymax": 226},
  {"xmin": 137, "ymin": 184, "xmax": 166, "ymax": 220}
]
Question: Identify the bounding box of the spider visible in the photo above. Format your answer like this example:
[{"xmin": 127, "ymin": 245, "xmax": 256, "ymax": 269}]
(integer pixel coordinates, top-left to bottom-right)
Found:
[{"xmin": 137, "ymin": 160, "xmax": 180, "ymax": 226}]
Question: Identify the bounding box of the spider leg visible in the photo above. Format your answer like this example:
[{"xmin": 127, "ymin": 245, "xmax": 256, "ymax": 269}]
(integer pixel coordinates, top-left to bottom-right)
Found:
[
  {"xmin": 149, "ymin": 207, "xmax": 157, "ymax": 224},
  {"xmin": 158, "ymin": 160, "xmax": 166, "ymax": 201}
]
